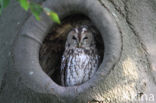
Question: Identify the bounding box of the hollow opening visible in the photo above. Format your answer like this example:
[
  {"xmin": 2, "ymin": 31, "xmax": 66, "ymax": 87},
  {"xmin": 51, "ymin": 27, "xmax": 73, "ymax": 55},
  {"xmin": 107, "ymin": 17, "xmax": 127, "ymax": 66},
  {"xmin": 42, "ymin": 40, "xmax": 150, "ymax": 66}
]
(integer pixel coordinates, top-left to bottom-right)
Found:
[{"xmin": 39, "ymin": 14, "xmax": 104, "ymax": 86}]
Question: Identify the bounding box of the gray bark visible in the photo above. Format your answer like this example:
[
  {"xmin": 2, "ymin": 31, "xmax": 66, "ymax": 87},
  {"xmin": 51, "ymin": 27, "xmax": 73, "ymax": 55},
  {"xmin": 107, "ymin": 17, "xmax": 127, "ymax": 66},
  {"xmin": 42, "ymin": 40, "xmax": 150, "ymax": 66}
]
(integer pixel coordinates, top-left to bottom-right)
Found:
[{"xmin": 0, "ymin": 0, "xmax": 156, "ymax": 103}]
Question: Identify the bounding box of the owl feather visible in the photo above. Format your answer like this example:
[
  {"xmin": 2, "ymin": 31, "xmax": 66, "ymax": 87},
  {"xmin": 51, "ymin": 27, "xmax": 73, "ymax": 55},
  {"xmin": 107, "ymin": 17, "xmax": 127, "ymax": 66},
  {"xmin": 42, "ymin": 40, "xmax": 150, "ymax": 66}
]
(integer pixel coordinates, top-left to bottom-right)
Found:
[{"xmin": 61, "ymin": 25, "xmax": 99, "ymax": 86}]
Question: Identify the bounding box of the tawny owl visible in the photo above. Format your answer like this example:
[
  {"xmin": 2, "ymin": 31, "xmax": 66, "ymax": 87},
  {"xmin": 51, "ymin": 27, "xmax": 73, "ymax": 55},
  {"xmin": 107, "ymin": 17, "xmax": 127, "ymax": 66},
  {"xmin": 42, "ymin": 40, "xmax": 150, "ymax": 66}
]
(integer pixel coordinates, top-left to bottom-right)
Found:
[{"xmin": 61, "ymin": 25, "xmax": 99, "ymax": 86}]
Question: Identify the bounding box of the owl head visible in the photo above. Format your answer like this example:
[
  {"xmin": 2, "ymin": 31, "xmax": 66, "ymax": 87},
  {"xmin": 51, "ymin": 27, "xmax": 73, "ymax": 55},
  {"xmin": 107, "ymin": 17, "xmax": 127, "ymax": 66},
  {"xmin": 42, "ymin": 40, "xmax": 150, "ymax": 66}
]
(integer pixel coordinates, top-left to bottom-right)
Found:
[{"xmin": 66, "ymin": 25, "xmax": 95, "ymax": 49}]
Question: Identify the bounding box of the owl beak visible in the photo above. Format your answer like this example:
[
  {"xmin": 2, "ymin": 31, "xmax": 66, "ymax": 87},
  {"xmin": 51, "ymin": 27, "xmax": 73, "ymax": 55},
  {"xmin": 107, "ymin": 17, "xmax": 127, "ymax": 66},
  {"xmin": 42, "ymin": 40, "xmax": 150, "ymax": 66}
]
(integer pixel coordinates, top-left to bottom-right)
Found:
[{"xmin": 78, "ymin": 43, "xmax": 81, "ymax": 48}]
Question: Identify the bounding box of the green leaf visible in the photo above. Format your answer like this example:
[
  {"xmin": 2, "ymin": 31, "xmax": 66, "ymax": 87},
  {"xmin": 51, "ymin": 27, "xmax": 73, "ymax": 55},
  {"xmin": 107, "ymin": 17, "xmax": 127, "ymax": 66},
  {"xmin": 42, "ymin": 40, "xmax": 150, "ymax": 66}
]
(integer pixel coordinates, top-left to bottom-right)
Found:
[
  {"xmin": 49, "ymin": 11, "xmax": 60, "ymax": 24},
  {"xmin": 17, "ymin": 0, "xmax": 29, "ymax": 11},
  {"xmin": 30, "ymin": 3, "xmax": 43, "ymax": 21},
  {"xmin": 0, "ymin": 0, "xmax": 10, "ymax": 8},
  {"xmin": 0, "ymin": 0, "xmax": 10, "ymax": 15},
  {"xmin": 44, "ymin": 8, "xmax": 60, "ymax": 24}
]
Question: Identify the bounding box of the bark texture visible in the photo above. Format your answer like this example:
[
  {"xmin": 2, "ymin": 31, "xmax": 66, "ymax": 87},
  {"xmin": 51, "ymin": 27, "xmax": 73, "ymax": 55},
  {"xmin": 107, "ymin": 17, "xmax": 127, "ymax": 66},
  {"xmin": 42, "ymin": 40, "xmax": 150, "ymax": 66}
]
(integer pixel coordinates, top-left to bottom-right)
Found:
[{"xmin": 0, "ymin": 0, "xmax": 156, "ymax": 103}]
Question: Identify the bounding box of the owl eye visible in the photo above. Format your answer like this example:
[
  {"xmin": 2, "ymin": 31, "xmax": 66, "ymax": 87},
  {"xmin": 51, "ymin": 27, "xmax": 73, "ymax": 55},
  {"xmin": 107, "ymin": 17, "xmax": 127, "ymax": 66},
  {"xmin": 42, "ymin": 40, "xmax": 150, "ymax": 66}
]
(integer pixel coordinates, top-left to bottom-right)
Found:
[
  {"xmin": 72, "ymin": 36, "xmax": 77, "ymax": 40},
  {"xmin": 83, "ymin": 37, "xmax": 88, "ymax": 40}
]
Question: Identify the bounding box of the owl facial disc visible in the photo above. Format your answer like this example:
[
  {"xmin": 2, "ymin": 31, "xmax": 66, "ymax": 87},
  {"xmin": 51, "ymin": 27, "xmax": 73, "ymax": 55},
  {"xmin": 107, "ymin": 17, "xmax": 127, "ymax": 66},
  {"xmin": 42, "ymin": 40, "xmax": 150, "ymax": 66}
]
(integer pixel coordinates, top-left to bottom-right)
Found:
[{"xmin": 66, "ymin": 25, "xmax": 94, "ymax": 49}]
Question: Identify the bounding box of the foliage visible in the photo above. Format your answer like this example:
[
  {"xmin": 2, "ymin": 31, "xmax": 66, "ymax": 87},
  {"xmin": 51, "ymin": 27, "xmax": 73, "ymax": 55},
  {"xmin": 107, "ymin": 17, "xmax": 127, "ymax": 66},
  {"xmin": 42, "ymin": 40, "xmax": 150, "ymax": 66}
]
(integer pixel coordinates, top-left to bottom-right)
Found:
[{"xmin": 0, "ymin": 0, "xmax": 60, "ymax": 24}]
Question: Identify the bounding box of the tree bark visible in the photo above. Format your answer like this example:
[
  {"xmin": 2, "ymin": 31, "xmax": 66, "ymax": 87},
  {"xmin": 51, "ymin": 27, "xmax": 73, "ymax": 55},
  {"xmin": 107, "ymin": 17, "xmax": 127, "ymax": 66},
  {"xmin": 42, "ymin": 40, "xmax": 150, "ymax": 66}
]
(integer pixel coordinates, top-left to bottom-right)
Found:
[{"xmin": 0, "ymin": 0, "xmax": 156, "ymax": 103}]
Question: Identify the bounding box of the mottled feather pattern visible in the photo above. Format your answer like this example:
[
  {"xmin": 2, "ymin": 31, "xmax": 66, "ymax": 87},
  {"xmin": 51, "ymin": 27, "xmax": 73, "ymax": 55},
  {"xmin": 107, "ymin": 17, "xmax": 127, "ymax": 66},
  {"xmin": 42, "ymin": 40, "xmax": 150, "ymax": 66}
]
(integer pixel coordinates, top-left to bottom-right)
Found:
[
  {"xmin": 61, "ymin": 25, "xmax": 100, "ymax": 86},
  {"xmin": 61, "ymin": 47, "xmax": 99, "ymax": 86}
]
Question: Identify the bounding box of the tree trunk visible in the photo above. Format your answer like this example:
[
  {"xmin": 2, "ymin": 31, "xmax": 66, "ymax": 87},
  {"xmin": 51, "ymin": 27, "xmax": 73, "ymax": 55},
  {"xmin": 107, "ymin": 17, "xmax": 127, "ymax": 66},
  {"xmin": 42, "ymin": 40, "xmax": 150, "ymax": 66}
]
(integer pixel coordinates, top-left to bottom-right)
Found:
[{"xmin": 0, "ymin": 0, "xmax": 156, "ymax": 103}]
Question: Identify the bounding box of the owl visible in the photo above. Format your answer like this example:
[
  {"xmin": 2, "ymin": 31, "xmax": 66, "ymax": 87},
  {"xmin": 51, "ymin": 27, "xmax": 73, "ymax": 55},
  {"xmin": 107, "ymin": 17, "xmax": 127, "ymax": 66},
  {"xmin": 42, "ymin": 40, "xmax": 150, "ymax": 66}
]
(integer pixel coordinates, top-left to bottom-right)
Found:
[{"xmin": 61, "ymin": 25, "xmax": 100, "ymax": 86}]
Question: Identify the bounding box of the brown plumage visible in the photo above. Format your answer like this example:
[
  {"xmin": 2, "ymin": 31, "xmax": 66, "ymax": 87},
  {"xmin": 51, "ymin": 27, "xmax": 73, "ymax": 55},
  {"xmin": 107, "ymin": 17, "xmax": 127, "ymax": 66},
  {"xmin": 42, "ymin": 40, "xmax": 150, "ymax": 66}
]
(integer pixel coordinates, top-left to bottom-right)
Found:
[{"xmin": 61, "ymin": 25, "xmax": 100, "ymax": 86}]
